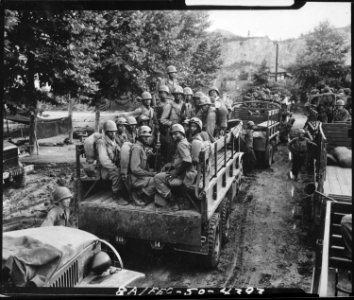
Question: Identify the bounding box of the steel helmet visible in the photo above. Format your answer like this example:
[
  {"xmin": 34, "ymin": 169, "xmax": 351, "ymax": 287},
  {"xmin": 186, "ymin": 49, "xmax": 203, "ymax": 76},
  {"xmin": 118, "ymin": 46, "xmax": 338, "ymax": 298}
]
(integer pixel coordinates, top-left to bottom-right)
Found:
[
  {"xmin": 158, "ymin": 85, "xmax": 170, "ymax": 94},
  {"xmin": 172, "ymin": 85, "xmax": 184, "ymax": 95},
  {"xmin": 344, "ymin": 88, "xmax": 351, "ymax": 95},
  {"xmin": 298, "ymin": 129, "xmax": 306, "ymax": 135},
  {"xmin": 52, "ymin": 186, "xmax": 73, "ymax": 204},
  {"xmin": 183, "ymin": 87, "xmax": 193, "ymax": 96},
  {"xmin": 323, "ymin": 86, "xmax": 331, "ymax": 93},
  {"xmin": 91, "ymin": 251, "xmax": 112, "ymax": 275},
  {"xmin": 127, "ymin": 116, "xmax": 138, "ymax": 125},
  {"xmin": 208, "ymin": 87, "xmax": 220, "ymax": 96},
  {"xmin": 138, "ymin": 125, "xmax": 152, "ymax": 137},
  {"xmin": 199, "ymin": 96, "xmax": 212, "ymax": 106},
  {"xmin": 103, "ymin": 120, "xmax": 118, "ymax": 132},
  {"xmin": 116, "ymin": 117, "xmax": 128, "ymax": 125},
  {"xmin": 137, "ymin": 114, "xmax": 150, "ymax": 123},
  {"xmin": 247, "ymin": 120, "xmax": 255, "ymax": 127},
  {"xmin": 171, "ymin": 124, "xmax": 185, "ymax": 136},
  {"xmin": 193, "ymin": 91, "xmax": 204, "ymax": 99},
  {"xmin": 167, "ymin": 65, "xmax": 177, "ymax": 73},
  {"xmin": 189, "ymin": 117, "xmax": 203, "ymax": 131},
  {"xmin": 338, "ymin": 89, "xmax": 344, "ymax": 94},
  {"xmin": 336, "ymin": 99, "xmax": 345, "ymax": 106},
  {"xmin": 141, "ymin": 91, "xmax": 152, "ymax": 100}
]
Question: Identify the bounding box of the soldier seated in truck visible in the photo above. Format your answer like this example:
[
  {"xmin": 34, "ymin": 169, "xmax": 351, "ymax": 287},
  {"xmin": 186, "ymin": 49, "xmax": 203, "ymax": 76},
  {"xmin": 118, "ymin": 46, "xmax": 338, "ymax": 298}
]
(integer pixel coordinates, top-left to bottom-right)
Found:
[
  {"xmin": 154, "ymin": 124, "xmax": 193, "ymax": 211},
  {"xmin": 115, "ymin": 117, "xmax": 129, "ymax": 147},
  {"xmin": 96, "ymin": 120, "xmax": 129, "ymax": 205},
  {"xmin": 130, "ymin": 126, "xmax": 157, "ymax": 207},
  {"xmin": 41, "ymin": 186, "xmax": 73, "ymax": 227}
]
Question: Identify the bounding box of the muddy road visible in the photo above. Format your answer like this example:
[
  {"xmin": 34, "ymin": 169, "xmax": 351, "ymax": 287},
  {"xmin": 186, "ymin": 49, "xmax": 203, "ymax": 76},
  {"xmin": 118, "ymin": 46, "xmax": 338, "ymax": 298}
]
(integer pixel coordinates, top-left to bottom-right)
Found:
[{"xmin": 3, "ymin": 112, "xmax": 313, "ymax": 291}]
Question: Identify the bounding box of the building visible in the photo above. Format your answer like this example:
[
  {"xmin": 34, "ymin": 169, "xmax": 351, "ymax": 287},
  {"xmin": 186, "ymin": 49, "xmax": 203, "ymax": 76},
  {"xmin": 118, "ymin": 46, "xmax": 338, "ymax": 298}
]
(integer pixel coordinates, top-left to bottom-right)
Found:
[{"xmin": 267, "ymin": 67, "xmax": 293, "ymax": 82}]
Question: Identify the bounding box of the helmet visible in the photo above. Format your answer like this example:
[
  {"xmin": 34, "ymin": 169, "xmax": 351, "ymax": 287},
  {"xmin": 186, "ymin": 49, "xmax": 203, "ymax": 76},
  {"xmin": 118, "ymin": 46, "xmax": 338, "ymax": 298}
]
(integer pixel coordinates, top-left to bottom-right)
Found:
[
  {"xmin": 91, "ymin": 251, "xmax": 112, "ymax": 275},
  {"xmin": 183, "ymin": 87, "xmax": 193, "ymax": 96},
  {"xmin": 103, "ymin": 120, "xmax": 117, "ymax": 132},
  {"xmin": 247, "ymin": 121, "xmax": 255, "ymax": 127},
  {"xmin": 116, "ymin": 117, "xmax": 128, "ymax": 125},
  {"xmin": 158, "ymin": 85, "xmax": 170, "ymax": 94},
  {"xmin": 167, "ymin": 65, "xmax": 177, "ymax": 73},
  {"xmin": 141, "ymin": 91, "xmax": 152, "ymax": 100},
  {"xmin": 171, "ymin": 124, "xmax": 185, "ymax": 136},
  {"xmin": 189, "ymin": 117, "xmax": 203, "ymax": 131},
  {"xmin": 193, "ymin": 91, "xmax": 204, "ymax": 99},
  {"xmin": 323, "ymin": 86, "xmax": 331, "ymax": 93},
  {"xmin": 208, "ymin": 87, "xmax": 220, "ymax": 96},
  {"xmin": 53, "ymin": 186, "xmax": 72, "ymax": 204},
  {"xmin": 183, "ymin": 118, "xmax": 190, "ymax": 125},
  {"xmin": 172, "ymin": 85, "xmax": 184, "ymax": 94},
  {"xmin": 344, "ymin": 88, "xmax": 351, "ymax": 95},
  {"xmin": 336, "ymin": 99, "xmax": 345, "ymax": 106},
  {"xmin": 199, "ymin": 96, "xmax": 212, "ymax": 106},
  {"xmin": 298, "ymin": 129, "xmax": 306, "ymax": 135},
  {"xmin": 127, "ymin": 116, "xmax": 138, "ymax": 125},
  {"xmin": 304, "ymin": 102, "xmax": 311, "ymax": 107},
  {"xmin": 137, "ymin": 114, "xmax": 150, "ymax": 123},
  {"xmin": 138, "ymin": 125, "xmax": 152, "ymax": 137},
  {"xmin": 338, "ymin": 89, "xmax": 344, "ymax": 94}
]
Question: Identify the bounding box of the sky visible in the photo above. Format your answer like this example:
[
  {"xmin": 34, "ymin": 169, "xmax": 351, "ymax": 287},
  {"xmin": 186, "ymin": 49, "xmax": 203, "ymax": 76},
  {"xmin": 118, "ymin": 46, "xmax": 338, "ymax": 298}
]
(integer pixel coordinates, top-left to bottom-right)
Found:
[{"xmin": 206, "ymin": 2, "xmax": 351, "ymax": 40}]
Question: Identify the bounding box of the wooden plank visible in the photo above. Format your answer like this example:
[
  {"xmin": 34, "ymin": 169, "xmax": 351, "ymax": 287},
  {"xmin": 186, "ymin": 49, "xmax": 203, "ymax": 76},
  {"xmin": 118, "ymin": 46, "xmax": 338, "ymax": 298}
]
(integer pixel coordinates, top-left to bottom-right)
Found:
[
  {"xmin": 329, "ymin": 257, "xmax": 352, "ymax": 270},
  {"xmin": 329, "ymin": 245, "xmax": 348, "ymax": 259},
  {"xmin": 319, "ymin": 201, "xmax": 331, "ymax": 297}
]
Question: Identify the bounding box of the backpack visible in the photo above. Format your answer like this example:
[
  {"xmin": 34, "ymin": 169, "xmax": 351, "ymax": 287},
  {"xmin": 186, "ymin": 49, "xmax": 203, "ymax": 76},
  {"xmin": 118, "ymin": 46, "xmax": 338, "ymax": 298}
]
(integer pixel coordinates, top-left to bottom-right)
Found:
[{"xmin": 83, "ymin": 133, "xmax": 103, "ymax": 163}]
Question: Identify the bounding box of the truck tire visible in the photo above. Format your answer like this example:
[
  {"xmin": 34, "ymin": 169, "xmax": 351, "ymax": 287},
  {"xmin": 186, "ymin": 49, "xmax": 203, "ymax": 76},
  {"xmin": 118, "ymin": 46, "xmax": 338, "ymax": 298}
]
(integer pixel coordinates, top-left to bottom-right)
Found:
[
  {"xmin": 13, "ymin": 172, "xmax": 26, "ymax": 188},
  {"xmin": 264, "ymin": 144, "xmax": 273, "ymax": 168},
  {"xmin": 220, "ymin": 199, "xmax": 231, "ymax": 245},
  {"xmin": 203, "ymin": 213, "xmax": 222, "ymax": 269}
]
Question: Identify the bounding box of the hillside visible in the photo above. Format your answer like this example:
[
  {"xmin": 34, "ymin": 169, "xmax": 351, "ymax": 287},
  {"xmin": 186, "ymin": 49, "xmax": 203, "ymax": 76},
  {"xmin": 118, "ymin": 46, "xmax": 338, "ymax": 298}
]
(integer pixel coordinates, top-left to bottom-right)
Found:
[{"xmin": 213, "ymin": 25, "xmax": 351, "ymax": 87}]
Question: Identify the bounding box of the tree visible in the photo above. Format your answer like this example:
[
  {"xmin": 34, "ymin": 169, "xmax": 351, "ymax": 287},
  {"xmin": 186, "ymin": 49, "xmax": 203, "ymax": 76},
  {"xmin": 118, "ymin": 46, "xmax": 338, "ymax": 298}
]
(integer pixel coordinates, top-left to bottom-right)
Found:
[
  {"xmin": 289, "ymin": 21, "xmax": 350, "ymax": 91},
  {"xmin": 253, "ymin": 58, "xmax": 269, "ymax": 86}
]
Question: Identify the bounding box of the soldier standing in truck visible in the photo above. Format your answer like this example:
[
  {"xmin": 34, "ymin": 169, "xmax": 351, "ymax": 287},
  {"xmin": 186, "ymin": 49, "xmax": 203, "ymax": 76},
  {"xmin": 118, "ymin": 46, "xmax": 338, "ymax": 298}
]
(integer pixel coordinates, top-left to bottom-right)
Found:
[
  {"xmin": 156, "ymin": 65, "xmax": 179, "ymax": 101},
  {"xmin": 96, "ymin": 120, "xmax": 128, "ymax": 205},
  {"xmin": 196, "ymin": 96, "xmax": 217, "ymax": 142}
]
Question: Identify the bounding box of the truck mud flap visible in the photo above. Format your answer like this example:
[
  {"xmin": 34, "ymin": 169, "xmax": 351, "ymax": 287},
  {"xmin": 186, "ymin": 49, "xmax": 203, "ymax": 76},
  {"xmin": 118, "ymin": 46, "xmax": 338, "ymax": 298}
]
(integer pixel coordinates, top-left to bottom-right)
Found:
[{"xmin": 79, "ymin": 204, "xmax": 202, "ymax": 246}]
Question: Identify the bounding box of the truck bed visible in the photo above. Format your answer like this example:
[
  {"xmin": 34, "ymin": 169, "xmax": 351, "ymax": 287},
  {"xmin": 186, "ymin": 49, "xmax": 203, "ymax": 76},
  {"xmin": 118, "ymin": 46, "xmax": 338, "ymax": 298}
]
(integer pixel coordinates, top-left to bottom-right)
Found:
[{"xmin": 323, "ymin": 166, "xmax": 352, "ymax": 198}]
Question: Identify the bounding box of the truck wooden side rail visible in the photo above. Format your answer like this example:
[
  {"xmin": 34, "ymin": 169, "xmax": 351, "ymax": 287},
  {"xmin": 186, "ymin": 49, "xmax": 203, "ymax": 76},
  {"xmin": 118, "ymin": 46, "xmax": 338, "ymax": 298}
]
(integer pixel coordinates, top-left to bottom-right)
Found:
[
  {"xmin": 311, "ymin": 200, "xmax": 352, "ymax": 296},
  {"xmin": 231, "ymin": 101, "xmax": 281, "ymax": 167},
  {"xmin": 75, "ymin": 120, "xmax": 244, "ymax": 268}
]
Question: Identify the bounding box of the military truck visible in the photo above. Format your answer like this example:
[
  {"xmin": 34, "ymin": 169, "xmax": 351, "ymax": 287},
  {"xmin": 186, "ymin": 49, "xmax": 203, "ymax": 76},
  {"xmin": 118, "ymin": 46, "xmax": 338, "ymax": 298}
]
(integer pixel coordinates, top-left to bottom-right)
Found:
[
  {"xmin": 3, "ymin": 141, "xmax": 33, "ymax": 187},
  {"xmin": 231, "ymin": 101, "xmax": 281, "ymax": 167},
  {"xmin": 2, "ymin": 226, "xmax": 145, "ymax": 290},
  {"xmin": 305, "ymin": 122, "xmax": 352, "ymax": 296},
  {"xmin": 75, "ymin": 120, "xmax": 244, "ymax": 268}
]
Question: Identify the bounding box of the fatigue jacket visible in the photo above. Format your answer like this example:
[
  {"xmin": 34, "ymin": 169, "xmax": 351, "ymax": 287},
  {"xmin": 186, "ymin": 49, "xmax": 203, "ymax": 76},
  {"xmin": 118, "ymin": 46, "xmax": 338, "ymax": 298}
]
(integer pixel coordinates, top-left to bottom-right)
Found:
[
  {"xmin": 160, "ymin": 101, "xmax": 185, "ymax": 127},
  {"xmin": 196, "ymin": 107, "xmax": 217, "ymax": 141},
  {"xmin": 157, "ymin": 77, "xmax": 179, "ymax": 100},
  {"xmin": 289, "ymin": 137, "xmax": 314, "ymax": 156},
  {"xmin": 115, "ymin": 132, "xmax": 129, "ymax": 148},
  {"xmin": 241, "ymin": 128, "xmax": 254, "ymax": 149},
  {"xmin": 96, "ymin": 135, "xmax": 120, "ymax": 173},
  {"xmin": 333, "ymin": 108, "xmax": 351, "ymax": 122},
  {"xmin": 171, "ymin": 138, "xmax": 192, "ymax": 176},
  {"xmin": 130, "ymin": 141, "xmax": 154, "ymax": 186},
  {"xmin": 41, "ymin": 206, "xmax": 70, "ymax": 227}
]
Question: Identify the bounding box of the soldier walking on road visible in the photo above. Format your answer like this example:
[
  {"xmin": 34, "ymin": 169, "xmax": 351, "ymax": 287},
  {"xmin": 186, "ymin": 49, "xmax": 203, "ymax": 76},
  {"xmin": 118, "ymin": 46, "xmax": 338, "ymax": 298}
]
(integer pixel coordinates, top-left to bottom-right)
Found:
[
  {"xmin": 154, "ymin": 124, "xmax": 192, "ymax": 211},
  {"xmin": 288, "ymin": 129, "xmax": 317, "ymax": 181},
  {"xmin": 130, "ymin": 126, "xmax": 157, "ymax": 207},
  {"xmin": 96, "ymin": 120, "xmax": 128, "ymax": 205},
  {"xmin": 41, "ymin": 186, "xmax": 72, "ymax": 227},
  {"xmin": 241, "ymin": 121, "xmax": 257, "ymax": 175}
]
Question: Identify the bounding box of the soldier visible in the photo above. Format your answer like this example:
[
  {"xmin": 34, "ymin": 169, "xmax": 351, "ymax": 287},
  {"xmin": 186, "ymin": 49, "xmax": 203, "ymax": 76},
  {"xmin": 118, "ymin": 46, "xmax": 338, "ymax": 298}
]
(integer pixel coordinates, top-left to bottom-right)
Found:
[
  {"xmin": 209, "ymin": 87, "xmax": 229, "ymax": 136},
  {"xmin": 303, "ymin": 102, "xmax": 319, "ymax": 131},
  {"xmin": 288, "ymin": 129, "xmax": 317, "ymax": 181},
  {"xmin": 156, "ymin": 85, "xmax": 171, "ymax": 120},
  {"xmin": 96, "ymin": 120, "xmax": 128, "ymax": 205},
  {"xmin": 188, "ymin": 117, "xmax": 203, "ymax": 143},
  {"xmin": 41, "ymin": 186, "xmax": 72, "ymax": 227},
  {"xmin": 130, "ymin": 126, "xmax": 157, "ymax": 207},
  {"xmin": 241, "ymin": 121, "xmax": 257, "ymax": 175},
  {"xmin": 157, "ymin": 65, "xmax": 180, "ymax": 101},
  {"xmin": 137, "ymin": 114, "xmax": 151, "ymax": 127},
  {"xmin": 320, "ymin": 86, "xmax": 336, "ymax": 122},
  {"xmin": 182, "ymin": 118, "xmax": 190, "ymax": 141},
  {"xmin": 160, "ymin": 85, "xmax": 186, "ymax": 126},
  {"xmin": 154, "ymin": 124, "xmax": 192, "ymax": 210},
  {"xmin": 333, "ymin": 99, "xmax": 351, "ymax": 122},
  {"xmin": 183, "ymin": 87, "xmax": 195, "ymax": 119},
  {"xmin": 117, "ymin": 91, "xmax": 155, "ymax": 130},
  {"xmin": 115, "ymin": 117, "xmax": 129, "ymax": 147},
  {"xmin": 191, "ymin": 91, "xmax": 204, "ymax": 114},
  {"xmin": 126, "ymin": 116, "xmax": 138, "ymax": 143},
  {"xmin": 196, "ymin": 96, "xmax": 217, "ymax": 142}
]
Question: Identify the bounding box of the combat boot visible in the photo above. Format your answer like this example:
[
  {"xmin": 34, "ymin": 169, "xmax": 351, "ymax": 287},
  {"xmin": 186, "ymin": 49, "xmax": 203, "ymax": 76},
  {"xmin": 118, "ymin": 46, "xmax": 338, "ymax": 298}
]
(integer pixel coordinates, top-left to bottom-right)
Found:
[
  {"xmin": 113, "ymin": 192, "xmax": 129, "ymax": 206},
  {"xmin": 131, "ymin": 191, "xmax": 146, "ymax": 207}
]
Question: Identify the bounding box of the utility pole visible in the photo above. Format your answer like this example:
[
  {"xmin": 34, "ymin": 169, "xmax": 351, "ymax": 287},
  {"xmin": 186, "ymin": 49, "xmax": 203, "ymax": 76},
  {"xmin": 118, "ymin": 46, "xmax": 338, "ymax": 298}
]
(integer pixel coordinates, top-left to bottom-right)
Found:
[{"xmin": 275, "ymin": 42, "xmax": 279, "ymax": 82}]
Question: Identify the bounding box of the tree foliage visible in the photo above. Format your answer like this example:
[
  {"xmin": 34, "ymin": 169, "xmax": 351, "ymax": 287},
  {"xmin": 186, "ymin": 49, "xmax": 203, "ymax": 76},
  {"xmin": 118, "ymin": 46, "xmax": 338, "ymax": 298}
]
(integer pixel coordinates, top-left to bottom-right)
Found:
[
  {"xmin": 289, "ymin": 21, "xmax": 350, "ymax": 91},
  {"xmin": 252, "ymin": 58, "xmax": 269, "ymax": 86}
]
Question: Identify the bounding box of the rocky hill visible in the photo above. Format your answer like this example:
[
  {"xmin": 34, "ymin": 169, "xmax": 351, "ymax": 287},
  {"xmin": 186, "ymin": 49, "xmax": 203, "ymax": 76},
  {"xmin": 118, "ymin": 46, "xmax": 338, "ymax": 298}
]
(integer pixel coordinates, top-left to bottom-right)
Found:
[{"xmin": 212, "ymin": 25, "xmax": 351, "ymax": 86}]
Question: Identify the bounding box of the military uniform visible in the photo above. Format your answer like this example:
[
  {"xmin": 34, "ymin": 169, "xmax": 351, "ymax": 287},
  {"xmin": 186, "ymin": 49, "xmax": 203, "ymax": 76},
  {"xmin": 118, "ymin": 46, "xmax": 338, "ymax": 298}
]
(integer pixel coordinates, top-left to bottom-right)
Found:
[
  {"xmin": 333, "ymin": 108, "xmax": 351, "ymax": 122},
  {"xmin": 122, "ymin": 105, "xmax": 155, "ymax": 129},
  {"xmin": 115, "ymin": 132, "xmax": 129, "ymax": 148},
  {"xmin": 196, "ymin": 107, "xmax": 217, "ymax": 142},
  {"xmin": 130, "ymin": 141, "xmax": 156, "ymax": 197},
  {"xmin": 158, "ymin": 78, "xmax": 179, "ymax": 100},
  {"xmin": 96, "ymin": 135, "xmax": 123, "ymax": 194},
  {"xmin": 289, "ymin": 136, "xmax": 316, "ymax": 178},
  {"xmin": 154, "ymin": 138, "xmax": 192, "ymax": 198},
  {"xmin": 241, "ymin": 128, "xmax": 256, "ymax": 173},
  {"xmin": 41, "ymin": 206, "xmax": 70, "ymax": 227}
]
